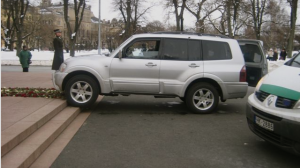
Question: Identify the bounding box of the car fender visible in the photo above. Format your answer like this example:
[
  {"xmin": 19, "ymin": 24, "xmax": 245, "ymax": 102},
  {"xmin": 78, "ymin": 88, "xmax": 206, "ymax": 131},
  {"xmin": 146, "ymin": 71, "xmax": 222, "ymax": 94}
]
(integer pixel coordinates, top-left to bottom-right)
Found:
[
  {"xmin": 179, "ymin": 73, "xmax": 227, "ymax": 99},
  {"xmin": 64, "ymin": 65, "xmax": 111, "ymax": 93}
]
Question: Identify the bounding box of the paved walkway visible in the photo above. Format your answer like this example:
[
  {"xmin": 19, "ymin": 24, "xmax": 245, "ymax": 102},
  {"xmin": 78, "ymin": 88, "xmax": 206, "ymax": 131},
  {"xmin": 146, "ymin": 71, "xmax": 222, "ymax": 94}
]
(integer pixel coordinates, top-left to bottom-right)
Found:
[
  {"xmin": 1, "ymin": 72, "xmax": 53, "ymax": 88},
  {"xmin": 1, "ymin": 72, "xmax": 54, "ymax": 129}
]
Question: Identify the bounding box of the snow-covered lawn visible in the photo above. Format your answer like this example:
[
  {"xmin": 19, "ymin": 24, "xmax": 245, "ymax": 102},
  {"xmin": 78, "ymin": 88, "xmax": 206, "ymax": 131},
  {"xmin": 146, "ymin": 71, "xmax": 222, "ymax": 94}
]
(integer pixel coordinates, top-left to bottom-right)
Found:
[
  {"xmin": 1, "ymin": 50, "xmax": 290, "ymax": 72},
  {"xmin": 1, "ymin": 49, "xmax": 109, "ymax": 66}
]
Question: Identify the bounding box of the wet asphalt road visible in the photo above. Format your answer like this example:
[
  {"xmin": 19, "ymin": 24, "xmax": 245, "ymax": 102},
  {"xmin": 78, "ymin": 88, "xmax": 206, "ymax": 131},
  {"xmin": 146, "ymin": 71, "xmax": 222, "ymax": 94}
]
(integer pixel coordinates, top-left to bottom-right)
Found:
[{"xmin": 51, "ymin": 88, "xmax": 299, "ymax": 168}]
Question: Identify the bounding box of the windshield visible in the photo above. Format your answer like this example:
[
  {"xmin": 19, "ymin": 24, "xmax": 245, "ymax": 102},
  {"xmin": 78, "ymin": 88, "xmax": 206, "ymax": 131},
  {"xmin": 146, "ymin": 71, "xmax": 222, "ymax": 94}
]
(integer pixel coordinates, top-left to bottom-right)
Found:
[
  {"xmin": 109, "ymin": 36, "xmax": 134, "ymax": 57},
  {"xmin": 290, "ymin": 54, "xmax": 300, "ymax": 68}
]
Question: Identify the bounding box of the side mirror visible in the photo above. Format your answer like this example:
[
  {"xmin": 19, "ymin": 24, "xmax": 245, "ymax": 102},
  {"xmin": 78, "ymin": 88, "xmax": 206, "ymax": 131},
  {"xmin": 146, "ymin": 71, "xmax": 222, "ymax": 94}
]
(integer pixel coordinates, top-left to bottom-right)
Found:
[{"xmin": 118, "ymin": 50, "xmax": 122, "ymax": 59}]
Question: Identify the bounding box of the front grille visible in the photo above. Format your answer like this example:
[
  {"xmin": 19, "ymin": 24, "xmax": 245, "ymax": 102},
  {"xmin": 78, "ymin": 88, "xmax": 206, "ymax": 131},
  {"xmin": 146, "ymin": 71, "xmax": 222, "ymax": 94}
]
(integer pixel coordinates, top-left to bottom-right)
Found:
[
  {"xmin": 276, "ymin": 96, "xmax": 297, "ymax": 109},
  {"xmin": 253, "ymin": 124, "xmax": 295, "ymax": 147},
  {"xmin": 252, "ymin": 107, "xmax": 282, "ymax": 121},
  {"xmin": 256, "ymin": 90, "xmax": 297, "ymax": 109},
  {"xmin": 256, "ymin": 91, "xmax": 270, "ymax": 102}
]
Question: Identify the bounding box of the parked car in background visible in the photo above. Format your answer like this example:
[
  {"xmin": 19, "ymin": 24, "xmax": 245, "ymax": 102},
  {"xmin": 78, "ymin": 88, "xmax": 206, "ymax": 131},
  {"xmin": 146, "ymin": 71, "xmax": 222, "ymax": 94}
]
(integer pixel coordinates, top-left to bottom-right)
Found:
[
  {"xmin": 53, "ymin": 32, "xmax": 267, "ymax": 114},
  {"xmin": 246, "ymin": 52, "xmax": 300, "ymax": 155}
]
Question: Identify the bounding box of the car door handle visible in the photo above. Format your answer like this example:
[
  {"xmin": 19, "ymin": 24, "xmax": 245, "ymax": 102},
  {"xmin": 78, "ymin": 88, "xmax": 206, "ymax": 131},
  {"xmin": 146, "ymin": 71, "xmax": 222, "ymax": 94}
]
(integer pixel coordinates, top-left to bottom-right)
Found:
[
  {"xmin": 145, "ymin": 62, "xmax": 157, "ymax": 67},
  {"xmin": 189, "ymin": 63, "xmax": 199, "ymax": 68}
]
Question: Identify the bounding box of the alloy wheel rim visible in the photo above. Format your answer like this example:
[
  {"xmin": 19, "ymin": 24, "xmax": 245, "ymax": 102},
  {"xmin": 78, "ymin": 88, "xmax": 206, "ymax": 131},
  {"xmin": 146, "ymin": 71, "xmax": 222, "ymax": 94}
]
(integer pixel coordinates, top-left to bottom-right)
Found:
[
  {"xmin": 70, "ymin": 81, "xmax": 93, "ymax": 103},
  {"xmin": 192, "ymin": 88, "xmax": 214, "ymax": 110}
]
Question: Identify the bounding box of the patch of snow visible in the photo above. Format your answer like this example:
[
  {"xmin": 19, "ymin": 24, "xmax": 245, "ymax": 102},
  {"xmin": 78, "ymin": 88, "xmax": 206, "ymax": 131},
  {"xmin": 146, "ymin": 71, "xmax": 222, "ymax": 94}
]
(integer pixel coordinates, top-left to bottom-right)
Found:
[{"xmin": 1, "ymin": 49, "xmax": 109, "ymax": 66}]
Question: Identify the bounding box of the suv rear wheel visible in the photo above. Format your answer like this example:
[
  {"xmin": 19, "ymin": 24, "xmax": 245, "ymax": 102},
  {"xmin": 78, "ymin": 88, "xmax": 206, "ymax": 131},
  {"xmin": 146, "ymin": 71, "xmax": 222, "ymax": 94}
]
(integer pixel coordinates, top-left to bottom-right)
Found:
[
  {"xmin": 186, "ymin": 83, "xmax": 219, "ymax": 114},
  {"xmin": 65, "ymin": 75, "xmax": 99, "ymax": 107}
]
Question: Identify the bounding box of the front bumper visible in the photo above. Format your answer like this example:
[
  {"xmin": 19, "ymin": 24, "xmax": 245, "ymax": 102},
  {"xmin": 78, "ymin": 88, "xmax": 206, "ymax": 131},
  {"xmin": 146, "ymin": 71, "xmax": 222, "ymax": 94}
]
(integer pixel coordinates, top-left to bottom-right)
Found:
[
  {"xmin": 246, "ymin": 94, "xmax": 300, "ymax": 155},
  {"xmin": 52, "ymin": 71, "xmax": 68, "ymax": 91}
]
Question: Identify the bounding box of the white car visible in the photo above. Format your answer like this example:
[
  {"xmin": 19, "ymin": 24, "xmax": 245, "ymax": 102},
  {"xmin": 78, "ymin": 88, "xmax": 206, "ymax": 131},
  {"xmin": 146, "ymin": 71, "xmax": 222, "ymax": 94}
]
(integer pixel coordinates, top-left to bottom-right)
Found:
[
  {"xmin": 53, "ymin": 32, "xmax": 267, "ymax": 114},
  {"xmin": 246, "ymin": 52, "xmax": 300, "ymax": 155}
]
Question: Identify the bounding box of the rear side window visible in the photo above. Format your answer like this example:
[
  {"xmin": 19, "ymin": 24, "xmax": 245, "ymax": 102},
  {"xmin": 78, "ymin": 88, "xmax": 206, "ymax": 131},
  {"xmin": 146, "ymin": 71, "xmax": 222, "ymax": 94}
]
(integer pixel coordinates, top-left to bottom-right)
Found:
[
  {"xmin": 239, "ymin": 44, "xmax": 263, "ymax": 63},
  {"xmin": 162, "ymin": 39, "xmax": 201, "ymax": 60},
  {"xmin": 162, "ymin": 39, "xmax": 188, "ymax": 60},
  {"xmin": 202, "ymin": 41, "xmax": 232, "ymax": 60}
]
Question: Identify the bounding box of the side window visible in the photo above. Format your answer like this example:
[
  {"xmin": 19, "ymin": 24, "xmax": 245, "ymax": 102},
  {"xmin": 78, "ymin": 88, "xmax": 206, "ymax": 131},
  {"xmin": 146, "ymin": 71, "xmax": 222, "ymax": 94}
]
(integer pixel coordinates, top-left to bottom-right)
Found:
[
  {"xmin": 188, "ymin": 40, "xmax": 201, "ymax": 60},
  {"xmin": 203, "ymin": 41, "xmax": 232, "ymax": 60},
  {"xmin": 124, "ymin": 40, "xmax": 160, "ymax": 59},
  {"xmin": 162, "ymin": 39, "xmax": 188, "ymax": 60},
  {"xmin": 239, "ymin": 44, "xmax": 263, "ymax": 63}
]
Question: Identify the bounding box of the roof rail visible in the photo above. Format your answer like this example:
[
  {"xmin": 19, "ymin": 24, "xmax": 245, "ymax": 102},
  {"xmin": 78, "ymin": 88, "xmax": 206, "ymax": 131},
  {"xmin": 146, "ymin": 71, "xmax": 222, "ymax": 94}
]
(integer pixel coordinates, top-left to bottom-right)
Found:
[{"xmin": 152, "ymin": 31, "xmax": 230, "ymax": 39}]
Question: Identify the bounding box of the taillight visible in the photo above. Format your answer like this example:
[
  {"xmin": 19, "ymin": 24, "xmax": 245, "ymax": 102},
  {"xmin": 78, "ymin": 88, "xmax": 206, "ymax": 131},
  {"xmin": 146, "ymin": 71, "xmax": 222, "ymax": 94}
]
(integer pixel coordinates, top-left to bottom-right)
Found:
[{"xmin": 240, "ymin": 66, "xmax": 246, "ymax": 82}]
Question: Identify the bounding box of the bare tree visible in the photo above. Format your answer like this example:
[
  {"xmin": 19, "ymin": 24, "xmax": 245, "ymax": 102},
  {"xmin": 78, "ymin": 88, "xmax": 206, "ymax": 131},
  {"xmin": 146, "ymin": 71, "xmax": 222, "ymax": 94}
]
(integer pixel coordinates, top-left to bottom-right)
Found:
[
  {"xmin": 262, "ymin": 0, "xmax": 289, "ymax": 50},
  {"xmin": 248, "ymin": 0, "xmax": 268, "ymax": 40},
  {"xmin": 63, "ymin": 0, "xmax": 86, "ymax": 56},
  {"xmin": 145, "ymin": 20, "xmax": 165, "ymax": 32},
  {"xmin": 1, "ymin": 0, "xmax": 16, "ymax": 51},
  {"xmin": 113, "ymin": 0, "xmax": 153, "ymax": 39},
  {"xmin": 286, "ymin": 0, "xmax": 298, "ymax": 57},
  {"xmin": 2, "ymin": 0, "xmax": 35, "ymax": 55},
  {"xmin": 185, "ymin": 0, "xmax": 221, "ymax": 33},
  {"xmin": 164, "ymin": 0, "xmax": 187, "ymax": 31}
]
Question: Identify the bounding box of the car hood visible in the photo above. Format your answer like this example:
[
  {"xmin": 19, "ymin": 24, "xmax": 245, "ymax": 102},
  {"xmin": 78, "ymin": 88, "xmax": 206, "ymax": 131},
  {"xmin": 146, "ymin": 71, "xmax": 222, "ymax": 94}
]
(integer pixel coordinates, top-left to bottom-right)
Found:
[
  {"xmin": 259, "ymin": 65, "xmax": 300, "ymax": 100},
  {"xmin": 64, "ymin": 54, "xmax": 109, "ymax": 64}
]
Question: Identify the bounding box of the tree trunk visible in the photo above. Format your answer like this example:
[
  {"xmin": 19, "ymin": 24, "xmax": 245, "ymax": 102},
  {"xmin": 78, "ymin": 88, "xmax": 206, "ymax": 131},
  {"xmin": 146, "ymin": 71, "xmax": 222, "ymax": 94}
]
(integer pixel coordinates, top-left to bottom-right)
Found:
[
  {"xmin": 226, "ymin": 0, "xmax": 233, "ymax": 38},
  {"xmin": 173, "ymin": 0, "xmax": 180, "ymax": 31},
  {"xmin": 70, "ymin": 39, "xmax": 75, "ymax": 56},
  {"xmin": 287, "ymin": 0, "xmax": 298, "ymax": 58},
  {"xmin": 125, "ymin": 0, "xmax": 131, "ymax": 38}
]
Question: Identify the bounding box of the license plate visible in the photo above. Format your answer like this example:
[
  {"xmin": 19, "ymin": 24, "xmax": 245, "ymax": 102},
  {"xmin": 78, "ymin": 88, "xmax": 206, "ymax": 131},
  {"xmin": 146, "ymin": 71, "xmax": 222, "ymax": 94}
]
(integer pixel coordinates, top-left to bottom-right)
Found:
[{"xmin": 255, "ymin": 116, "xmax": 274, "ymax": 131}]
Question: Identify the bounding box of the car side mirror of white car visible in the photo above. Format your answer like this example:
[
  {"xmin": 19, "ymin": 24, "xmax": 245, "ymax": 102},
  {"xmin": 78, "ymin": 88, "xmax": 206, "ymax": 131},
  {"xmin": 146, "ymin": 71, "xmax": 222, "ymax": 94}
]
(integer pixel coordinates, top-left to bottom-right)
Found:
[{"xmin": 118, "ymin": 50, "xmax": 122, "ymax": 59}]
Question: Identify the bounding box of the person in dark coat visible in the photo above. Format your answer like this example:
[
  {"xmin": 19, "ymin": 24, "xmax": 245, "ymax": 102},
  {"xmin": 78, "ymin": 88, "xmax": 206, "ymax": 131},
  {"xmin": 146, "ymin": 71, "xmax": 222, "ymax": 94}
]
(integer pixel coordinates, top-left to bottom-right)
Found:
[
  {"xmin": 273, "ymin": 49, "xmax": 278, "ymax": 61},
  {"xmin": 19, "ymin": 45, "xmax": 32, "ymax": 72},
  {"xmin": 52, "ymin": 29, "xmax": 64, "ymax": 70},
  {"xmin": 280, "ymin": 48, "xmax": 287, "ymax": 60}
]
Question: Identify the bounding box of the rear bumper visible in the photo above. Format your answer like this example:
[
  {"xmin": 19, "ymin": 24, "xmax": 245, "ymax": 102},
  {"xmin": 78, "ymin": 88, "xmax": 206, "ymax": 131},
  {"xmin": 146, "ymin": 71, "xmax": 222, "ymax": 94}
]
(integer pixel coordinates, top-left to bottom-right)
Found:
[
  {"xmin": 246, "ymin": 95, "xmax": 300, "ymax": 155},
  {"xmin": 223, "ymin": 82, "xmax": 248, "ymax": 99}
]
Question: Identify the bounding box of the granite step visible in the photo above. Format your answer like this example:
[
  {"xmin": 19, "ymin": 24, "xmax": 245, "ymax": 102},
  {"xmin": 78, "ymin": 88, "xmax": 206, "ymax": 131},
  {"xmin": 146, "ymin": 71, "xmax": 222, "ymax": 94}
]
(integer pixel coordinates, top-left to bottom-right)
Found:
[
  {"xmin": 1, "ymin": 106, "xmax": 80, "ymax": 168},
  {"xmin": 1, "ymin": 99, "xmax": 67, "ymax": 157}
]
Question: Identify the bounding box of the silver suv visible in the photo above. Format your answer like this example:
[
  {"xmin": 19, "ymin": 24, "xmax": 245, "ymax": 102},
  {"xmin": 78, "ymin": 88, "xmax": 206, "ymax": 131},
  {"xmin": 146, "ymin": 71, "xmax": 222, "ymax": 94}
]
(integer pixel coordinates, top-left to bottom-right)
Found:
[{"xmin": 53, "ymin": 32, "xmax": 267, "ymax": 114}]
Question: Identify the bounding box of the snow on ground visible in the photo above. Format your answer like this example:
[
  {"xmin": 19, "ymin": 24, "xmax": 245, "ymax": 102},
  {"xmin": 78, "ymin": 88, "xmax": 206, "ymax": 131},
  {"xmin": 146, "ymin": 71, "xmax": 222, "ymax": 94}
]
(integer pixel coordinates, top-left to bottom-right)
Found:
[
  {"xmin": 1, "ymin": 50, "xmax": 290, "ymax": 72},
  {"xmin": 1, "ymin": 49, "xmax": 110, "ymax": 66}
]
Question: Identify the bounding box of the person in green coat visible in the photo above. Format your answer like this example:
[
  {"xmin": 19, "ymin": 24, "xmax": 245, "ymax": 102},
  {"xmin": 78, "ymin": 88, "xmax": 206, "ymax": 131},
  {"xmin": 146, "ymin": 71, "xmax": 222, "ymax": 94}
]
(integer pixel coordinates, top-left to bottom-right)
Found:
[{"xmin": 19, "ymin": 45, "xmax": 32, "ymax": 72}]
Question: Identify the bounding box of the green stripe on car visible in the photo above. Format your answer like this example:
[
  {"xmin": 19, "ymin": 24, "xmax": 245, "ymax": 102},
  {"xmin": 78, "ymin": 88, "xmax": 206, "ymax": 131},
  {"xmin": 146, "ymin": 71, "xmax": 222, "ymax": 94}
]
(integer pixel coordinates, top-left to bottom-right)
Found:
[{"xmin": 260, "ymin": 84, "xmax": 300, "ymax": 101}]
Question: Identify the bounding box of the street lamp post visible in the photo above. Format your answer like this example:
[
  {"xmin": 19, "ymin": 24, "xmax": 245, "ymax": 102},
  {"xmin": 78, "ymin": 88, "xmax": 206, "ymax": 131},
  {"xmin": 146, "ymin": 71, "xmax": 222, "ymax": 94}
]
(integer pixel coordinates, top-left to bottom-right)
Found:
[{"xmin": 98, "ymin": 0, "xmax": 101, "ymax": 55}]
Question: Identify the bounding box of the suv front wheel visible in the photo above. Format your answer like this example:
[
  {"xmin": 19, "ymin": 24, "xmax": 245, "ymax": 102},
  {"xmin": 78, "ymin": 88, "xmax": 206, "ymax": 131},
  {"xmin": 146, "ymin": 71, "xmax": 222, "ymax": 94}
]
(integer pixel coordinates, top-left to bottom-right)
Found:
[
  {"xmin": 186, "ymin": 83, "xmax": 219, "ymax": 114},
  {"xmin": 65, "ymin": 75, "xmax": 99, "ymax": 107}
]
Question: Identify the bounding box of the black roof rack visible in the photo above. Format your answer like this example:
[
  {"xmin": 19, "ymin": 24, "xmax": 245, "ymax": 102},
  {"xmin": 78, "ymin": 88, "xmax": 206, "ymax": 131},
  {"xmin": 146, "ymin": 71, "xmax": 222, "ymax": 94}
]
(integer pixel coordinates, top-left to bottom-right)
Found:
[{"xmin": 151, "ymin": 31, "xmax": 230, "ymax": 39}]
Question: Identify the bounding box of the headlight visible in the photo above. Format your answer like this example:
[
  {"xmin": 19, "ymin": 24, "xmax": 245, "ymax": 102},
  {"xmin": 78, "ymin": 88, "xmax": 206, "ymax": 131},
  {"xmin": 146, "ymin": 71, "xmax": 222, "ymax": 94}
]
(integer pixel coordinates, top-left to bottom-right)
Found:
[
  {"xmin": 59, "ymin": 63, "xmax": 67, "ymax": 72},
  {"xmin": 254, "ymin": 77, "xmax": 264, "ymax": 99},
  {"xmin": 255, "ymin": 77, "xmax": 264, "ymax": 92},
  {"xmin": 294, "ymin": 100, "xmax": 300, "ymax": 109}
]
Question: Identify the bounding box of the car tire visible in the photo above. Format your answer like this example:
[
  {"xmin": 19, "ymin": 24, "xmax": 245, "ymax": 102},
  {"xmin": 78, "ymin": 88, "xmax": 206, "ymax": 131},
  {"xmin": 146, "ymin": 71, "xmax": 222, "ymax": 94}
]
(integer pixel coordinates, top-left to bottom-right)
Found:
[
  {"xmin": 186, "ymin": 83, "xmax": 219, "ymax": 114},
  {"xmin": 65, "ymin": 75, "xmax": 99, "ymax": 107}
]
